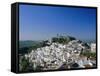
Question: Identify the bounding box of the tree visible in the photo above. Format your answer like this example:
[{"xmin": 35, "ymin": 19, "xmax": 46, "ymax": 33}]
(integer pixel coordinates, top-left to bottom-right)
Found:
[{"xmin": 20, "ymin": 57, "xmax": 29, "ymax": 71}]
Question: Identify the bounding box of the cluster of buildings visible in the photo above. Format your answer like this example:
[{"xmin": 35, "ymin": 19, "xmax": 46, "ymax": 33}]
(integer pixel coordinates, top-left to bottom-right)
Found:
[
  {"xmin": 91, "ymin": 43, "xmax": 96, "ymax": 53},
  {"xmin": 22, "ymin": 39, "xmax": 96, "ymax": 70}
]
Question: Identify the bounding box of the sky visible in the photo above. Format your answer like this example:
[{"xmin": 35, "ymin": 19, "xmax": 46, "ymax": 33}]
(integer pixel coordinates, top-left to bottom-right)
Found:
[{"xmin": 19, "ymin": 4, "xmax": 96, "ymax": 41}]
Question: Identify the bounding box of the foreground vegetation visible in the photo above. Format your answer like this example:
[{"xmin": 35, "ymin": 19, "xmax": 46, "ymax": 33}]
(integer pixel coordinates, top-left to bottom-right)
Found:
[{"xmin": 80, "ymin": 51, "xmax": 96, "ymax": 58}]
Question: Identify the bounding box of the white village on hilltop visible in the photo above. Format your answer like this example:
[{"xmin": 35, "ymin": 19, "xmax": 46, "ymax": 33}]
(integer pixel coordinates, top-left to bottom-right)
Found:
[{"xmin": 19, "ymin": 35, "xmax": 96, "ymax": 71}]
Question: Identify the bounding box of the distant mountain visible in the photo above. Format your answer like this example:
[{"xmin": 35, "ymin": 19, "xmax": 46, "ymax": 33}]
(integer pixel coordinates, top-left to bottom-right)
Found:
[
  {"xmin": 81, "ymin": 39, "xmax": 96, "ymax": 44},
  {"xmin": 19, "ymin": 40, "xmax": 41, "ymax": 48}
]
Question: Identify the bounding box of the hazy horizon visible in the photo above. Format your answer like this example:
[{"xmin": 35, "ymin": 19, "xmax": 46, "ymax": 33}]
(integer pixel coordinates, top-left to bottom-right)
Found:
[{"xmin": 19, "ymin": 5, "xmax": 96, "ymax": 41}]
